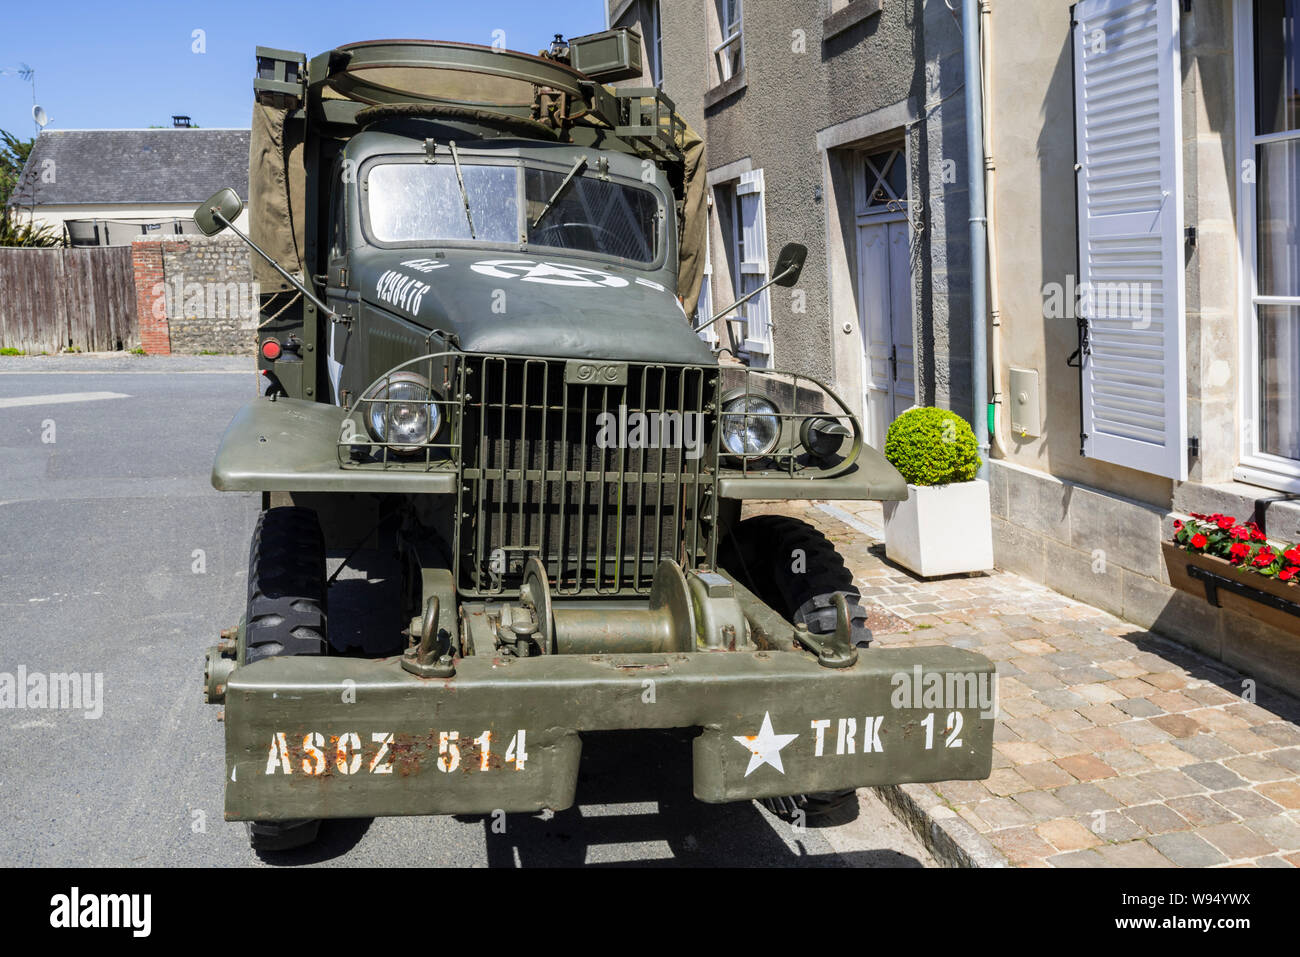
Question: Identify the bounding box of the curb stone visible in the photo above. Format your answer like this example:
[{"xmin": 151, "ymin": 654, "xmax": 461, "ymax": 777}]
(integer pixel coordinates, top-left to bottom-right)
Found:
[{"xmin": 875, "ymin": 783, "xmax": 1009, "ymax": 868}]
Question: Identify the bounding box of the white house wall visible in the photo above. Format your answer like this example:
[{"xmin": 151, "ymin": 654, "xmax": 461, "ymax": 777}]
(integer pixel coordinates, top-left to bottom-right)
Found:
[{"xmin": 18, "ymin": 203, "xmax": 251, "ymax": 240}]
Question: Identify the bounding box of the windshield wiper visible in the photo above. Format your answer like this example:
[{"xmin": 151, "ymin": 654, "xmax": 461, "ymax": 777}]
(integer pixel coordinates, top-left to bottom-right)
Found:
[
  {"xmin": 447, "ymin": 140, "xmax": 476, "ymax": 240},
  {"xmin": 531, "ymin": 156, "xmax": 588, "ymax": 230}
]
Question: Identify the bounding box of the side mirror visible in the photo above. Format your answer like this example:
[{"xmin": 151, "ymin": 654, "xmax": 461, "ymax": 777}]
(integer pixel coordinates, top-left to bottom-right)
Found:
[
  {"xmin": 694, "ymin": 241, "xmax": 810, "ymax": 336},
  {"xmin": 194, "ymin": 187, "xmax": 244, "ymax": 236},
  {"xmin": 771, "ymin": 242, "xmax": 807, "ymax": 287}
]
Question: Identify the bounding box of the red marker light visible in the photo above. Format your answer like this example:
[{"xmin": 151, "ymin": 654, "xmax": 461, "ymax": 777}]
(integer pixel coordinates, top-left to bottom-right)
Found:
[{"xmin": 261, "ymin": 338, "xmax": 282, "ymax": 361}]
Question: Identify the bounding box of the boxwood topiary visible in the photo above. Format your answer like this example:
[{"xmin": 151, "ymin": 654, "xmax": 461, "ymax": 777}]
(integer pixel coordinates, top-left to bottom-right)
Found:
[{"xmin": 884, "ymin": 407, "xmax": 982, "ymax": 486}]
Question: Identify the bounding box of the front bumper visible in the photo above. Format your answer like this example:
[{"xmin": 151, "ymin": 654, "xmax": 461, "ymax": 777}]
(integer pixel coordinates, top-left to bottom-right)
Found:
[{"xmin": 223, "ymin": 646, "xmax": 995, "ymax": 821}]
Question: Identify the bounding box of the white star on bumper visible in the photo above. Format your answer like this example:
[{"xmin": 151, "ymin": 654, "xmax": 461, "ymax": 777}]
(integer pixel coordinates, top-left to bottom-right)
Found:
[{"xmin": 733, "ymin": 712, "xmax": 800, "ymax": 777}]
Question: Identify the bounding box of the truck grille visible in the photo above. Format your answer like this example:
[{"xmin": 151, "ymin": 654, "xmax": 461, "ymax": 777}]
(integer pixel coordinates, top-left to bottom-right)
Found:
[{"xmin": 456, "ymin": 355, "xmax": 717, "ymax": 597}]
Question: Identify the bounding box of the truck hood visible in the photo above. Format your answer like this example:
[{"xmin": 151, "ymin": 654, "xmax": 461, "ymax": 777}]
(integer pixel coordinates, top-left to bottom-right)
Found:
[{"xmin": 353, "ymin": 249, "xmax": 713, "ymax": 364}]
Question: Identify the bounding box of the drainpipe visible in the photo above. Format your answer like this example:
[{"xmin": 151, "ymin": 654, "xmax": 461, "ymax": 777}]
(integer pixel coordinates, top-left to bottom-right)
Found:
[
  {"xmin": 963, "ymin": 0, "xmax": 990, "ymax": 480},
  {"xmin": 981, "ymin": 0, "xmax": 1008, "ymax": 460}
]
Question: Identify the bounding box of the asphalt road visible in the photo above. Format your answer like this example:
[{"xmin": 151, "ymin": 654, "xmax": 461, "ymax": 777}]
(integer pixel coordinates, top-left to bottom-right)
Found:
[{"xmin": 0, "ymin": 355, "xmax": 934, "ymax": 867}]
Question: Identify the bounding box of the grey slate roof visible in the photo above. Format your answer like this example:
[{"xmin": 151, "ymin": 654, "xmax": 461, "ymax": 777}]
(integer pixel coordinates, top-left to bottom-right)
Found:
[{"xmin": 10, "ymin": 129, "xmax": 249, "ymax": 206}]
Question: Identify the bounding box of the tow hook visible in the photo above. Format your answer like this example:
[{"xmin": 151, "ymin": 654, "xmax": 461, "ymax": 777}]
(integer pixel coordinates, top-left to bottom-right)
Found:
[
  {"xmin": 793, "ymin": 593, "xmax": 858, "ymax": 669},
  {"xmin": 402, "ymin": 596, "xmax": 456, "ymax": 678}
]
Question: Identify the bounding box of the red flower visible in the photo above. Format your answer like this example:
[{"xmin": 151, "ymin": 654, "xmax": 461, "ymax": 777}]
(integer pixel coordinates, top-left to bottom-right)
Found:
[
  {"xmin": 1282, "ymin": 566, "xmax": 1298, "ymax": 582},
  {"xmin": 1253, "ymin": 549, "xmax": 1276, "ymax": 567},
  {"xmin": 1230, "ymin": 525, "xmax": 1253, "ymax": 540},
  {"xmin": 1252, "ymin": 528, "xmax": 1268, "ymax": 542},
  {"xmin": 1191, "ymin": 533, "xmax": 1208, "ymax": 549},
  {"xmin": 1173, "ymin": 520, "xmax": 1184, "ymax": 531},
  {"xmin": 1285, "ymin": 548, "xmax": 1300, "ymax": 565},
  {"xmin": 1216, "ymin": 516, "xmax": 1235, "ymax": 530},
  {"xmin": 1229, "ymin": 542, "xmax": 1251, "ymax": 562}
]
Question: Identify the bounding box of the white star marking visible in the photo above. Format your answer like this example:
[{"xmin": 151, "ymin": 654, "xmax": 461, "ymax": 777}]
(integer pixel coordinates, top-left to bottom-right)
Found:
[
  {"xmin": 470, "ymin": 259, "xmax": 629, "ymax": 287},
  {"xmin": 733, "ymin": 712, "xmax": 799, "ymax": 777}
]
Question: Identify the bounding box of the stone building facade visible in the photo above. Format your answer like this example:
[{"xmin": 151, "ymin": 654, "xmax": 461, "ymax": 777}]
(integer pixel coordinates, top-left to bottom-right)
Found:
[
  {"xmin": 613, "ymin": 0, "xmax": 1300, "ymax": 697},
  {"xmin": 610, "ymin": 0, "xmax": 973, "ymax": 447}
]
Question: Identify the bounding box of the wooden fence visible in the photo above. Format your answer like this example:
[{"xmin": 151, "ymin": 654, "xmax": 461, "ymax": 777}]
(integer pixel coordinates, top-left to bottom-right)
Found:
[{"xmin": 0, "ymin": 246, "xmax": 139, "ymax": 353}]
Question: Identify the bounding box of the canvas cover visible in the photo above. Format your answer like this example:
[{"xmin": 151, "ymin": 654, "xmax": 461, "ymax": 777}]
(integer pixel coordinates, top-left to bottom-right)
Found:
[
  {"xmin": 246, "ymin": 65, "xmax": 705, "ymax": 303},
  {"xmin": 674, "ymin": 119, "xmax": 706, "ymax": 312},
  {"xmin": 249, "ymin": 102, "xmax": 306, "ymax": 291}
]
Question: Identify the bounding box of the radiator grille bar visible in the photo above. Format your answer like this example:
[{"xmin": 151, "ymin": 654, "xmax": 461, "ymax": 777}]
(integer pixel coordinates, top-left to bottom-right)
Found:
[{"xmin": 456, "ymin": 356, "xmax": 717, "ymax": 597}]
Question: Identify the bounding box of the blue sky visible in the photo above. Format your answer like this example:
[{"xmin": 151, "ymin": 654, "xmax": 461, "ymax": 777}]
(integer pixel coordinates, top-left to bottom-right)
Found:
[{"xmin": 0, "ymin": 0, "xmax": 607, "ymax": 137}]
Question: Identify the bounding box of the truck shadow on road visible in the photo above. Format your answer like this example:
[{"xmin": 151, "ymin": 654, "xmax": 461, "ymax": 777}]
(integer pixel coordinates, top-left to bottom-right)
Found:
[
  {"xmin": 253, "ymin": 729, "xmax": 927, "ymax": 867},
  {"xmin": 467, "ymin": 729, "xmax": 925, "ymax": 867},
  {"xmin": 254, "ymin": 818, "xmax": 377, "ymax": 866}
]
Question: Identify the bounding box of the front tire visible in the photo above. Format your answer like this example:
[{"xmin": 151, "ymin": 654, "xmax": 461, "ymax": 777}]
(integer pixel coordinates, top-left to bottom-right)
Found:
[
  {"xmin": 720, "ymin": 515, "xmax": 871, "ymax": 825},
  {"xmin": 720, "ymin": 515, "xmax": 871, "ymax": 648},
  {"xmin": 244, "ymin": 506, "xmax": 328, "ymax": 664},
  {"xmin": 242, "ymin": 506, "xmax": 328, "ymax": 853}
]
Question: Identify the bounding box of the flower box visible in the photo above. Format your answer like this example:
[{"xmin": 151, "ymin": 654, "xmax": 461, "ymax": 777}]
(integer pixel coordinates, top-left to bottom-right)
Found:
[
  {"xmin": 1162, "ymin": 541, "xmax": 1300, "ymax": 636},
  {"xmin": 883, "ymin": 479, "xmax": 994, "ymax": 578}
]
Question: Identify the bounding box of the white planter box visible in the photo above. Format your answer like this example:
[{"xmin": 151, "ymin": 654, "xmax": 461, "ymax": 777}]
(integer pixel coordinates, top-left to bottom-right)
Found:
[{"xmin": 882, "ymin": 479, "xmax": 994, "ymax": 578}]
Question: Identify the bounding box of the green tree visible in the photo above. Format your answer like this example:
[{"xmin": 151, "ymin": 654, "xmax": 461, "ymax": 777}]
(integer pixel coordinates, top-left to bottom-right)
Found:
[
  {"xmin": 0, "ymin": 128, "xmax": 60, "ymax": 246},
  {"xmin": 0, "ymin": 129, "xmax": 36, "ymax": 207}
]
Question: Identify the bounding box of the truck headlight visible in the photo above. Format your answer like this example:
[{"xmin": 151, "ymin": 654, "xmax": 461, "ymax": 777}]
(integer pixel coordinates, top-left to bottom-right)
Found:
[
  {"xmin": 800, "ymin": 416, "xmax": 850, "ymax": 459},
  {"xmin": 364, "ymin": 371, "xmax": 440, "ymax": 454},
  {"xmin": 721, "ymin": 394, "xmax": 780, "ymax": 456}
]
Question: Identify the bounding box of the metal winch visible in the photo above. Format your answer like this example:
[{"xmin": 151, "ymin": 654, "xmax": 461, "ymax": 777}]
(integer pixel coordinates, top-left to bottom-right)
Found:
[{"xmin": 485, "ymin": 557, "xmax": 755, "ymax": 657}]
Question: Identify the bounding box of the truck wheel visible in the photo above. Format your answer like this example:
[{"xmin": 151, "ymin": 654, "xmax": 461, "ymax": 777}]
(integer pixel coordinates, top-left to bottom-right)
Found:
[
  {"xmin": 763, "ymin": 789, "xmax": 860, "ymax": 825},
  {"xmin": 246, "ymin": 817, "xmax": 321, "ymax": 853},
  {"xmin": 245, "ymin": 506, "xmax": 328, "ymax": 664},
  {"xmin": 720, "ymin": 515, "xmax": 870, "ymax": 825},
  {"xmin": 720, "ymin": 515, "xmax": 871, "ymax": 648},
  {"xmin": 243, "ymin": 506, "xmax": 328, "ymax": 853}
]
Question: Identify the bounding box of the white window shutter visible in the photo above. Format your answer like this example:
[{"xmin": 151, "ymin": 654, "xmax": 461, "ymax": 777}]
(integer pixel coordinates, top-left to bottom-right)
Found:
[
  {"xmin": 696, "ymin": 226, "xmax": 717, "ymax": 345},
  {"xmin": 736, "ymin": 169, "xmax": 772, "ymax": 361},
  {"xmin": 1073, "ymin": 0, "xmax": 1186, "ymax": 479}
]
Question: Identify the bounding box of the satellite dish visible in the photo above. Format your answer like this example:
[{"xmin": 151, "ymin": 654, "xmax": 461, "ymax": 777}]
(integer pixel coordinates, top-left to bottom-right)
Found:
[{"xmin": 32, "ymin": 105, "xmax": 48, "ymax": 128}]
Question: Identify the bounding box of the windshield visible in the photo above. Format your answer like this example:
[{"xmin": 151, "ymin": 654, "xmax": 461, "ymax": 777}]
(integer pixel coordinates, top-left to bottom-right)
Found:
[
  {"xmin": 367, "ymin": 163, "xmax": 517, "ymax": 244},
  {"xmin": 524, "ymin": 167, "xmax": 658, "ymax": 262},
  {"xmin": 364, "ymin": 160, "xmax": 660, "ymax": 264}
]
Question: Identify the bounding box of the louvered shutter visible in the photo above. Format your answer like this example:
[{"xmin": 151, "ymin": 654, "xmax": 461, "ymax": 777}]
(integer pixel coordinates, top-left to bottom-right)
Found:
[
  {"xmin": 695, "ymin": 227, "xmax": 717, "ymax": 344},
  {"xmin": 737, "ymin": 169, "xmax": 772, "ymax": 362},
  {"xmin": 1072, "ymin": 0, "xmax": 1186, "ymax": 479}
]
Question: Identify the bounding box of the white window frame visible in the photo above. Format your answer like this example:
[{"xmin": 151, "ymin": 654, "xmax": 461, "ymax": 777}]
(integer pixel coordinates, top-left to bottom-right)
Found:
[
  {"xmin": 1234, "ymin": 0, "xmax": 1300, "ymax": 492},
  {"xmin": 712, "ymin": 0, "xmax": 744, "ymax": 83},
  {"xmin": 646, "ymin": 0, "xmax": 663, "ymax": 87}
]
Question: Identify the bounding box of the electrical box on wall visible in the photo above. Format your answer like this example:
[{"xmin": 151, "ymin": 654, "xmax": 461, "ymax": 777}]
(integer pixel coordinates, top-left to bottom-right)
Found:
[{"xmin": 1009, "ymin": 367, "xmax": 1041, "ymax": 438}]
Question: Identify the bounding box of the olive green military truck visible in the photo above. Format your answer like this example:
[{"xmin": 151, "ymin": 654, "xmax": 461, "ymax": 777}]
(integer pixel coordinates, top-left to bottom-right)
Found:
[{"xmin": 198, "ymin": 32, "xmax": 995, "ymax": 852}]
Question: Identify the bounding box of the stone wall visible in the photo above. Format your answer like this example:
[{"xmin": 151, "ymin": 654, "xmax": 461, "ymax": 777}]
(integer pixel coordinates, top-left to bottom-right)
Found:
[{"xmin": 130, "ymin": 236, "xmax": 256, "ymax": 355}]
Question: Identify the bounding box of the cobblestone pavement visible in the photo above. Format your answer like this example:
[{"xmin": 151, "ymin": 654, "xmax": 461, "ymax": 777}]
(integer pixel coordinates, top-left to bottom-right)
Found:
[{"xmin": 749, "ymin": 500, "xmax": 1300, "ymax": 868}]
